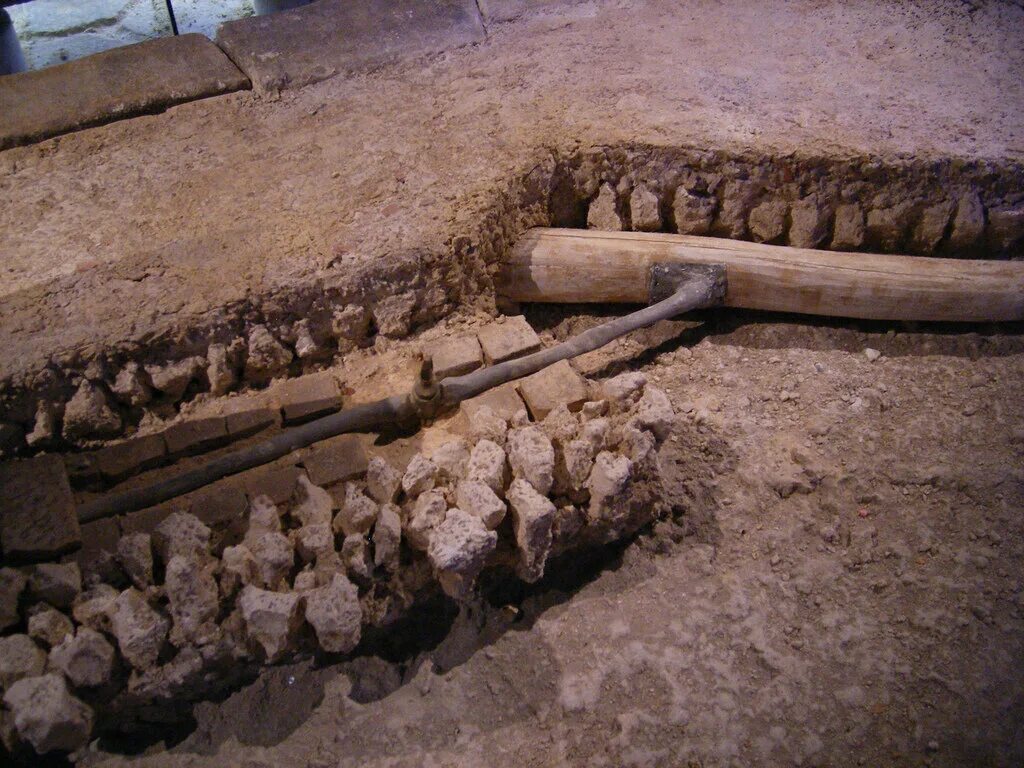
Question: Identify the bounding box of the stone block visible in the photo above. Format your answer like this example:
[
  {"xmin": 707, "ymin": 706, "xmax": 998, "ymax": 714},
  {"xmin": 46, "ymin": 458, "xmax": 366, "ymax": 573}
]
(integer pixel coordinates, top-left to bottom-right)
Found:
[
  {"xmin": 119, "ymin": 498, "xmax": 188, "ymax": 537},
  {"xmin": 69, "ymin": 517, "xmax": 121, "ymax": 584},
  {"xmin": 477, "ymin": 316, "xmax": 542, "ymax": 364},
  {"xmin": 225, "ymin": 407, "xmax": 279, "ymax": 438},
  {"xmin": 216, "ymin": 0, "xmax": 485, "ymax": 93},
  {"xmin": 517, "ymin": 360, "xmax": 589, "ymax": 420},
  {"xmin": 162, "ymin": 417, "xmax": 228, "ymax": 456},
  {"xmin": 275, "ymin": 373, "xmax": 342, "ymax": 425},
  {"xmin": 90, "ymin": 434, "xmax": 166, "ymax": 481},
  {"xmin": 188, "ymin": 483, "xmax": 248, "ymax": 531},
  {"xmin": 427, "ymin": 335, "xmax": 482, "ymax": 379},
  {"xmin": 0, "ymin": 455, "xmax": 80, "ymax": 562},
  {"xmin": 303, "ymin": 434, "xmax": 369, "ymax": 487},
  {"xmin": 242, "ymin": 464, "xmax": 303, "ymax": 505},
  {"xmin": 461, "ymin": 382, "xmax": 527, "ymax": 422},
  {"xmin": 0, "ymin": 34, "xmax": 250, "ymax": 150}
]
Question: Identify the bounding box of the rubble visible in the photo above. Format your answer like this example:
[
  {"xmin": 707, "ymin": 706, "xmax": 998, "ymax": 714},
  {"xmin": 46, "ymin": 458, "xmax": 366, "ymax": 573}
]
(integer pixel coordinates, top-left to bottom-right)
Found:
[
  {"xmin": 291, "ymin": 477, "xmax": 333, "ymax": 527},
  {"xmin": 341, "ymin": 534, "xmax": 373, "ymax": 581},
  {"xmin": 507, "ymin": 426, "xmax": 555, "ymax": 495},
  {"xmin": 164, "ymin": 555, "xmax": 220, "ymax": 646},
  {"xmin": 506, "ymin": 479, "xmax": 556, "ymax": 583},
  {"xmin": 27, "ymin": 562, "xmax": 81, "ymax": 610},
  {"xmin": 3, "ymin": 674, "xmax": 93, "ymax": 754},
  {"xmin": 117, "ymin": 533, "xmax": 154, "ymax": 589},
  {"xmin": 246, "ymin": 494, "xmax": 284, "ymax": 538},
  {"xmin": 631, "ymin": 386, "xmax": 675, "ymax": 440},
  {"xmin": 467, "ymin": 439, "xmax": 508, "ymax": 495},
  {"xmin": 455, "ymin": 480, "xmax": 506, "ymax": 529},
  {"xmin": 587, "ymin": 183, "xmax": 622, "ymax": 230},
  {"xmin": 0, "ymin": 634, "xmax": 47, "ymax": 689},
  {"xmin": 294, "ymin": 523, "xmax": 334, "ymax": 563},
  {"xmin": 304, "ymin": 573, "xmax": 362, "ymax": 653},
  {"xmin": 629, "ymin": 184, "xmax": 662, "ymax": 231},
  {"xmin": 401, "ymin": 453, "xmax": 438, "ymax": 497},
  {"xmin": 49, "ymin": 628, "xmax": 115, "ymax": 688},
  {"xmin": 431, "ymin": 438, "xmax": 471, "ymax": 481},
  {"xmin": 427, "ymin": 508, "xmax": 498, "ymax": 599},
  {"xmin": 71, "ymin": 584, "xmax": 118, "ymax": 633},
  {"xmin": 220, "ymin": 544, "xmax": 260, "ymax": 596},
  {"xmin": 373, "ymin": 503, "xmax": 402, "ymax": 570},
  {"xmin": 206, "ymin": 343, "xmax": 238, "ymax": 396},
  {"xmin": 62, "ymin": 380, "xmax": 122, "ymax": 441},
  {"xmin": 248, "ymin": 532, "xmax": 295, "ymax": 590},
  {"xmin": 153, "ymin": 512, "xmax": 211, "ymax": 563},
  {"xmin": 145, "ymin": 356, "xmax": 206, "ymax": 402},
  {"xmin": 0, "ymin": 568, "xmax": 27, "ymax": 631},
  {"xmin": 602, "ymin": 371, "xmax": 646, "ymax": 406},
  {"xmin": 587, "ymin": 451, "xmax": 633, "ymax": 524},
  {"xmin": 405, "ymin": 490, "xmax": 448, "ymax": 551},
  {"xmin": 239, "ymin": 586, "xmax": 302, "ymax": 662},
  {"xmin": 366, "ymin": 456, "xmax": 401, "ymax": 503},
  {"xmin": 27, "ymin": 607, "xmax": 74, "ymax": 648},
  {"xmin": 334, "ymin": 483, "xmax": 378, "ymax": 535},
  {"xmin": 672, "ymin": 187, "xmax": 716, "ymax": 234},
  {"xmin": 468, "ymin": 404, "xmax": 508, "ymax": 445},
  {"xmin": 109, "ymin": 362, "xmax": 153, "ymax": 407},
  {"xmin": 108, "ymin": 588, "xmax": 169, "ymax": 671}
]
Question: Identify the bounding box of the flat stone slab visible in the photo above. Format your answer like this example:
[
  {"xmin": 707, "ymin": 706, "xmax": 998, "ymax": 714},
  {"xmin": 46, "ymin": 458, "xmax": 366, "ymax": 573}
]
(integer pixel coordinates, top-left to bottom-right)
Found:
[
  {"xmin": 163, "ymin": 417, "xmax": 228, "ymax": 456},
  {"xmin": 0, "ymin": 33, "xmax": 250, "ymax": 150},
  {"xmin": 0, "ymin": 454, "xmax": 80, "ymax": 561},
  {"xmin": 427, "ymin": 335, "xmax": 483, "ymax": 379},
  {"xmin": 274, "ymin": 373, "xmax": 342, "ymax": 425},
  {"xmin": 303, "ymin": 434, "xmax": 368, "ymax": 487},
  {"xmin": 477, "ymin": 316, "xmax": 542, "ymax": 365},
  {"xmin": 91, "ymin": 434, "xmax": 167, "ymax": 482},
  {"xmin": 215, "ymin": 0, "xmax": 485, "ymax": 93},
  {"xmin": 460, "ymin": 381, "xmax": 527, "ymax": 422},
  {"xmin": 517, "ymin": 359, "xmax": 589, "ymax": 420}
]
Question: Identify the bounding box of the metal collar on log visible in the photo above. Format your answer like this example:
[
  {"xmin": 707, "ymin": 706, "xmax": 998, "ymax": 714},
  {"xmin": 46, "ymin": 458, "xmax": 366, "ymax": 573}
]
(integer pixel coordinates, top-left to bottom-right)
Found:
[{"xmin": 77, "ymin": 263, "xmax": 726, "ymax": 523}]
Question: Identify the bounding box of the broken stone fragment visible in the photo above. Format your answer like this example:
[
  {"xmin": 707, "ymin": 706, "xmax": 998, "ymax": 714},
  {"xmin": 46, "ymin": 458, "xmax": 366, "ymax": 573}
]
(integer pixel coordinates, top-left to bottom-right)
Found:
[
  {"xmin": 831, "ymin": 203, "xmax": 866, "ymax": 250},
  {"xmin": 587, "ymin": 183, "xmax": 622, "ymax": 230},
  {"xmin": 0, "ymin": 567, "xmax": 27, "ymax": 632},
  {"xmin": 373, "ymin": 291, "xmax": 417, "ymax": 338},
  {"xmin": 629, "ymin": 184, "xmax": 662, "ymax": 232},
  {"xmin": 401, "ymin": 453, "xmax": 438, "ymax": 497},
  {"xmin": 332, "ymin": 304, "xmax": 371, "ymax": 352},
  {"xmin": 748, "ymin": 200, "xmax": 788, "ymax": 243},
  {"xmin": 3, "ymin": 674, "xmax": 93, "ymax": 754},
  {"xmin": 248, "ymin": 532, "xmax": 295, "ymax": 590},
  {"xmin": 430, "ymin": 438, "xmax": 470, "ymax": 481},
  {"xmin": 427, "ymin": 508, "xmax": 498, "ymax": 599},
  {"xmin": 71, "ymin": 584, "xmax": 118, "ymax": 633},
  {"xmin": 602, "ymin": 371, "xmax": 646, "ymax": 406},
  {"xmin": 334, "ymin": 483, "xmax": 379, "ymax": 536},
  {"xmin": 506, "ymin": 426, "xmax": 555, "ymax": 495},
  {"xmin": 866, "ymin": 203, "xmax": 911, "ymax": 251},
  {"xmin": 292, "ymin": 319, "xmax": 322, "ymax": 360},
  {"xmin": 672, "ymin": 187, "xmax": 716, "ymax": 235},
  {"xmin": 304, "ymin": 573, "xmax": 362, "ymax": 654},
  {"xmin": 245, "ymin": 494, "xmax": 283, "ymax": 541},
  {"xmin": 293, "ymin": 570, "xmax": 317, "ymax": 592},
  {"xmin": 341, "ymin": 534, "xmax": 373, "ymax": 581},
  {"xmin": 238, "ymin": 586, "xmax": 302, "ymax": 662},
  {"xmin": 244, "ymin": 325, "xmax": 293, "ymax": 385},
  {"xmin": 580, "ymin": 417, "xmax": 610, "ymax": 455},
  {"xmin": 948, "ymin": 191, "xmax": 985, "ymax": 252},
  {"xmin": 109, "ymin": 588, "xmax": 169, "ymax": 671},
  {"xmin": 153, "ymin": 512, "xmax": 211, "ymax": 564},
  {"xmin": 206, "ymin": 343, "xmax": 238, "ymax": 396},
  {"xmin": 467, "ymin": 439, "xmax": 509, "ymax": 496},
  {"xmin": 290, "ymin": 477, "xmax": 333, "ymax": 527},
  {"xmin": 164, "ymin": 555, "xmax": 220, "ymax": 647},
  {"xmin": 404, "ymin": 490, "xmax": 448, "ymax": 551},
  {"xmin": 788, "ymin": 195, "xmax": 831, "ymax": 248},
  {"xmin": 713, "ymin": 180, "xmax": 756, "ymax": 239},
  {"xmin": 28, "ymin": 562, "xmax": 81, "ymax": 610},
  {"xmin": 49, "ymin": 628, "xmax": 115, "ymax": 688},
  {"xmin": 587, "ymin": 452, "xmax": 633, "ymax": 524},
  {"xmin": 313, "ymin": 550, "xmax": 345, "ymax": 587},
  {"xmin": 910, "ymin": 200, "xmax": 954, "ymax": 254},
  {"xmin": 62, "ymin": 380, "xmax": 121, "ymax": 441},
  {"xmin": 26, "ymin": 400, "xmax": 59, "ymax": 448},
  {"xmin": 373, "ymin": 503, "xmax": 402, "ymax": 570},
  {"xmin": 540, "ymin": 403, "xmax": 579, "ymax": 446},
  {"xmin": 631, "ymin": 386, "xmax": 675, "ymax": 442},
  {"xmin": 987, "ymin": 206, "xmax": 1024, "ymax": 252},
  {"xmin": 144, "ymin": 356, "xmax": 206, "ymax": 402},
  {"xmin": 619, "ymin": 426, "xmax": 657, "ymax": 466},
  {"xmin": 0, "ymin": 634, "xmax": 47, "ymax": 689},
  {"xmin": 366, "ymin": 457, "xmax": 401, "ymax": 503},
  {"xmin": 553, "ymin": 438, "xmax": 595, "ymax": 497},
  {"xmin": 220, "ymin": 544, "xmax": 260, "ymax": 597},
  {"xmin": 117, "ymin": 533, "xmax": 154, "ymax": 589},
  {"xmin": 581, "ymin": 399, "xmax": 608, "ymax": 419},
  {"xmin": 293, "ymin": 523, "xmax": 334, "ymax": 563},
  {"xmin": 27, "ymin": 607, "xmax": 74, "ymax": 649},
  {"xmin": 455, "ymin": 480, "xmax": 506, "ymax": 530},
  {"xmin": 506, "ymin": 479, "xmax": 556, "ymax": 583},
  {"xmin": 109, "ymin": 362, "xmax": 153, "ymax": 407}
]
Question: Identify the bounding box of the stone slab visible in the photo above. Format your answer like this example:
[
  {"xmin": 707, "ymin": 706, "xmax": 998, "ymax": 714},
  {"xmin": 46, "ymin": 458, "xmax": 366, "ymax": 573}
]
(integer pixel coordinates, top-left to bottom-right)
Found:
[
  {"xmin": 215, "ymin": 0, "xmax": 485, "ymax": 93},
  {"xmin": 91, "ymin": 434, "xmax": 166, "ymax": 481},
  {"xmin": 226, "ymin": 407, "xmax": 280, "ymax": 438},
  {"xmin": 517, "ymin": 359, "xmax": 589, "ymax": 420},
  {"xmin": 428, "ymin": 335, "xmax": 483, "ymax": 379},
  {"xmin": 68, "ymin": 516, "xmax": 120, "ymax": 583},
  {"xmin": 460, "ymin": 381, "xmax": 527, "ymax": 422},
  {"xmin": 162, "ymin": 417, "xmax": 228, "ymax": 456},
  {"xmin": 0, "ymin": 454, "xmax": 80, "ymax": 561},
  {"xmin": 242, "ymin": 464, "xmax": 303, "ymax": 506},
  {"xmin": 477, "ymin": 316, "xmax": 542, "ymax": 365},
  {"xmin": 303, "ymin": 434, "xmax": 368, "ymax": 487},
  {"xmin": 0, "ymin": 33, "xmax": 250, "ymax": 150},
  {"xmin": 274, "ymin": 373, "xmax": 342, "ymax": 425},
  {"xmin": 119, "ymin": 497, "xmax": 188, "ymax": 537}
]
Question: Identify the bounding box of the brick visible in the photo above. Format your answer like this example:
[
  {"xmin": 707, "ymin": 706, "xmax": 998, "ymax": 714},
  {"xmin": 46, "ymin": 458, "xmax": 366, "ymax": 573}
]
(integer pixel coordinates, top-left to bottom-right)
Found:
[
  {"xmin": 188, "ymin": 483, "xmax": 249, "ymax": 552},
  {"xmin": 517, "ymin": 360, "xmax": 590, "ymax": 420},
  {"xmin": 0, "ymin": 455, "xmax": 80, "ymax": 562},
  {"xmin": 275, "ymin": 373, "xmax": 342, "ymax": 425},
  {"xmin": 119, "ymin": 498, "xmax": 188, "ymax": 537},
  {"xmin": 242, "ymin": 465, "xmax": 303, "ymax": 505},
  {"xmin": 427, "ymin": 335, "xmax": 483, "ymax": 379},
  {"xmin": 303, "ymin": 435, "xmax": 368, "ymax": 487},
  {"xmin": 477, "ymin": 316, "xmax": 542, "ymax": 364},
  {"xmin": 461, "ymin": 382, "xmax": 527, "ymax": 422},
  {"xmin": 162, "ymin": 417, "xmax": 228, "ymax": 456},
  {"xmin": 91, "ymin": 434, "xmax": 166, "ymax": 481},
  {"xmin": 226, "ymin": 408, "xmax": 279, "ymax": 438},
  {"xmin": 68, "ymin": 517, "xmax": 120, "ymax": 583}
]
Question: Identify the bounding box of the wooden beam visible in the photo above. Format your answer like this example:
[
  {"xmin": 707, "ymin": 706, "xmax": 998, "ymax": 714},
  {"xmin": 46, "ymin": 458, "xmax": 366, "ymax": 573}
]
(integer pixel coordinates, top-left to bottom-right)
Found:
[{"xmin": 501, "ymin": 228, "xmax": 1024, "ymax": 322}]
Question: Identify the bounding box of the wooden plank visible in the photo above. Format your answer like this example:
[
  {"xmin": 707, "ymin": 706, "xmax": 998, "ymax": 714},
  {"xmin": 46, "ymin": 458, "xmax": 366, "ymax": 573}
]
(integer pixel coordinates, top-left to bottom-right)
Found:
[{"xmin": 501, "ymin": 228, "xmax": 1024, "ymax": 322}]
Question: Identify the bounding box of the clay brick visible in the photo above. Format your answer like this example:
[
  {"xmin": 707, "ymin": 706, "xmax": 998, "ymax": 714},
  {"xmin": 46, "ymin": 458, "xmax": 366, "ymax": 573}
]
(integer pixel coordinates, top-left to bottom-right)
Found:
[
  {"xmin": 427, "ymin": 335, "xmax": 483, "ymax": 379},
  {"xmin": 226, "ymin": 408, "xmax": 279, "ymax": 438},
  {"xmin": 91, "ymin": 434, "xmax": 166, "ymax": 481},
  {"xmin": 303, "ymin": 434, "xmax": 368, "ymax": 487},
  {"xmin": 0, "ymin": 455, "xmax": 80, "ymax": 561},
  {"xmin": 242, "ymin": 465, "xmax": 303, "ymax": 505},
  {"xmin": 162, "ymin": 417, "xmax": 228, "ymax": 456},
  {"xmin": 477, "ymin": 316, "xmax": 542, "ymax": 365},
  {"xmin": 517, "ymin": 360, "xmax": 590, "ymax": 420},
  {"xmin": 275, "ymin": 373, "xmax": 342, "ymax": 425},
  {"xmin": 461, "ymin": 382, "xmax": 527, "ymax": 422}
]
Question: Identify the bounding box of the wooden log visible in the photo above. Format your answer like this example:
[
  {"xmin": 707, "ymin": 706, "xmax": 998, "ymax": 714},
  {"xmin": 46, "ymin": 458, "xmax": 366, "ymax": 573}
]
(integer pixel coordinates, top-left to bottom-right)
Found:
[{"xmin": 501, "ymin": 228, "xmax": 1024, "ymax": 322}]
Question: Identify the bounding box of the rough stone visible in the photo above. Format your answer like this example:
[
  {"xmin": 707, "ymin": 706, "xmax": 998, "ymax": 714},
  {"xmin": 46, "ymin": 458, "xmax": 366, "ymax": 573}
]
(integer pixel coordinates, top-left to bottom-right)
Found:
[
  {"xmin": 910, "ymin": 200, "xmax": 954, "ymax": 254},
  {"xmin": 587, "ymin": 183, "xmax": 622, "ymax": 230},
  {"xmin": 748, "ymin": 200, "xmax": 788, "ymax": 243},
  {"xmin": 948, "ymin": 191, "xmax": 985, "ymax": 252},
  {"xmin": 225, "ymin": 406, "xmax": 279, "ymax": 437},
  {"xmin": 506, "ymin": 426, "xmax": 555, "ymax": 495},
  {"xmin": 712, "ymin": 181, "xmax": 756, "ymax": 239},
  {"xmin": 866, "ymin": 204, "xmax": 911, "ymax": 251},
  {"xmin": 3, "ymin": 674, "xmax": 93, "ymax": 754},
  {"xmin": 427, "ymin": 335, "xmax": 483, "ymax": 379},
  {"xmin": 831, "ymin": 203, "xmax": 866, "ymax": 250},
  {"xmin": 629, "ymin": 184, "xmax": 662, "ymax": 231},
  {"xmin": 788, "ymin": 195, "xmax": 831, "ymax": 248},
  {"xmin": 335, "ymin": 483, "xmax": 379, "ymax": 536},
  {"xmin": 276, "ymin": 372, "xmax": 342, "ymax": 424},
  {"xmin": 293, "ymin": 320, "xmax": 324, "ymax": 360},
  {"xmin": 430, "ymin": 438, "xmax": 471, "ymax": 481},
  {"xmin": 428, "ymin": 508, "xmax": 498, "ymax": 599},
  {"xmin": 220, "ymin": 545, "xmax": 260, "ymax": 597},
  {"xmin": 619, "ymin": 425, "xmax": 657, "ymax": 466},
  {"xmin": 164, "ymin": 555, "xmax": 220, "ymax": 647},
  {"xmin": 188, "ymin": 484, "xmax": 248, "ymax": 539},
  {"xmin": 672, "ymin": 187, "xmax": 716, "ymax": 235},
  {"xmin": 303, "ymin": 434, "xmax": 368, "ymax": 487},
  {"xmin": 70, "ymin": 584, "xmax": 118, "ymax": 634},
  {"xmin": 286, "ymin": 477, "xmax": 330, "ymax": 529},
  {"xmin": 374, "ymin": 292, "xmax": 417, "ymax": 338},
  {"xmin": 540, "ymin": 403, "xmax": 580, "ymax": 446},
  {"xmin": 238, "ymin": 586, "xmax": 302, "ymax": 662},
  {"xmin": 62, "ymin": 380, "xmax": 121, "ymax": 441},
  {"xmin": 468, "ymin": 404, "xmax": 508, "ymax": 446},
  {"xmin": 373, "ymin": 503, "xmax": 402, "ymax": 570},
  {"xmin": 987, "ymin": 207, "xmax": 1024, "ymax": 252},
  {"xmin": 49, "ymin": 628, "xmax": 115, "ymax": 688},
  {"xmin": 248, "ymin": 532, "xmax": 295, "ymax": 590},
  {"xmin": 304, "ymin": 573, "xmax": 362, "ymax": 654},
  {"xmin": 366, "ymin": 457, "xmax": 401, "ymax": 504},
  {"xmin": 518, "ymin": 359, "xmax": 589, "ymax": 420},
  {"xmin": 477, "ymin": 316, "xmax": 542, "ymax": 365},
  {"xmin": 28, "ymin": 607, "xmax": 74, "ymax": 649},
  {"xmin": 631, "ymin": 386, "xmax": 675, "ymax": 441},
  {"xmin": 293, "ymin": 570, "xmax": 317, "ymax": 592},
  {"xmin": 206, "ymin": 343, "xmax": 238, "ymax": 397},
  {"xmin": 461, "ymin": 381, "xmax": 528, "ymax": 421},
  {"xmin": 109, "ymin": 362, "xmax": 152, "ymax": 407},
  {"xmin": 245, "ymin": 325, "xmax": 293, "ymax": 385},
  {"xmin": 92, "ymin": 434, "xmax": 166, "ymax": 481},
  {"xmin": 467, "ymin": 439, "xmax": 509, "ymax": 496},
  {"xmin": 587, "ymin": 451, "xmax": 633, "ymax": 523},
  {"xmin": 581, "ymin": 417, "xmax": 611, "ymax": 454},
  {"xmin": 405, "ymin": 490, "xmax": 448, "ymax": 551},
  {"xmin": 145, "ymin": 356, "xmax": 206, "ymax": 402},
  {"xmin": 152, "ymin": 512, "xmax": 211, "ymax": 564},
  {"xmin": 331, "ymin": 304, "xmax": 371, "ymax": 352},
  {"xmin": 242, "ymin": 465, "xmax": 303, "ymax": 505},
  {"xmin": 340, "ymin": 534, "xmax": 373, "ymax": 581},
  {"xmin": 0, "ymin": 568, "xmax": 26, "ymax": 632},
  {"xmin": 581, "ymin": 400, "xmax": 608, "ymax": 419},
  {"xmin": 294, "ymin": 523, "xmax": 334, "ymax": 563},
  {"xmin": 455, "ymin": 480, "xmax": 506, "ymax": 529},
  {"xmin": 0, "ymin": 454, "xmax": 79, "ymax": 561},
  {"xmin": 0, "ymin": 634, "xmax": 46, "ymax": 689},
  {"xmin": 27, "ymin": 563, "xmax": 81, "ymax": 610},
  {"xmin": 109, "ymin": 588, "xmax": 169, "ymax": 671},
  {"xmin": 506, "ymin": 479, "xmax": 556, "ymax": 583},
  {"xmin": 162, "ymin": 416, "xmax": 228, "ymax": 456},
  {"xmin": 553, "ymin": 438, "xmax": 595, "ymax": 496},
  {"xmin": 26, "ymin": 401, "xmax": 59, "ymax": 448},
  {"xmin": 401, "ymin": 453, "xmax": 438, "ymax": 497},
  {"xmin": 602, "ymin": 371, "xmax": 646, "ymax": 406},
  {"xmin": 245, "ymin": 494, "xmax": 284, "ymax": 540}
]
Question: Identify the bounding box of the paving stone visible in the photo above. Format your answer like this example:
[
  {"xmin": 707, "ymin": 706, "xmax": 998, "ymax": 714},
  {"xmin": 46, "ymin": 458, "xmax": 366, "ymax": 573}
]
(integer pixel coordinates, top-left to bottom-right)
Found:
[
  {"xmin": 517, "ymin": 360, "xmax": 589, "ymax": 420},
  {"xmin": 188, "ymin": 483, "xmax": 248, "ymax": 544},
  {"xmin": 225, "ymin": 407, "xmax": 279, "ymax": 438},
  {"xmin": 302, "ymin": 434, "xmax": 369, "ymax": 488},
  {"xmin": 216, "ymin": 0, "xmax": 485, "ymax": 94},
  {"xmin": 275, "ymin": 373, "xmax": 342, "ymax": 425},
  {"xmin": 119, "ymin": 498, "xmax": 189, "ymax": 537},
  {"xmin": 0, "ymin": 455, "xmax": 80, "ymax": 562},
  {"xmin": 162, "ymin": 417, "xmax": 228, "ymax": 456},
  {"xmin": 90, "ymin": 434, "xmax": 166, "ymax": 481},
  {"xmin": 241, "ymin": 465, "xmax": 304, "ymax": 505},
  {"xmin": 0, "ymin": 34, "xmax": 250, "ymax": 150},
  {"xmin": 69, "ymin": 517, "xmax": 121, "ymax": 584},
  {"xmin": 461, "ymin": 382, "xmax": 527, "ymax": 422},
  {"xmin": 427, "ymin": 335, "xmax": 483, "ymax": 379},
  {"xmin": 477, "ymin": 316, "xmax": 542, "ymax": 364}
]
